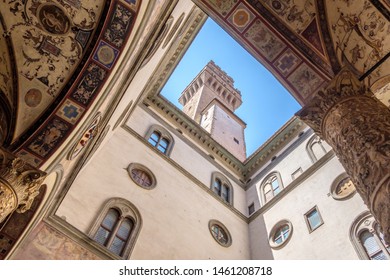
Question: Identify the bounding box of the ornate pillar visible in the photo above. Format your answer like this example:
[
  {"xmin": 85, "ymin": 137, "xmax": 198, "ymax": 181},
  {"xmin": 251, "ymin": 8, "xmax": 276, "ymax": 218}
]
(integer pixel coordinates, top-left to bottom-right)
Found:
[
  {"xmin": 0, "ymin": 148, "xmax": 46, "ymax": 223},
  {"xmin": 297, "ymin": 69, "xmax": 390, "ymax": 243}
]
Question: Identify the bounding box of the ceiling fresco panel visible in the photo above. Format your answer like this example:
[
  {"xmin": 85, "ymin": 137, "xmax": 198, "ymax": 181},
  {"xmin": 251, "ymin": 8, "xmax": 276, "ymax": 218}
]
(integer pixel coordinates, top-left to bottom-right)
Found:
[
  {"xmin": 12, "ymin": 0, "xmax": 142, "ymax": 167},
  {"xmin": 195, "ymin": 0, "xmax": 332, "ymax": 103},
  {"xmin": 0, "ymin": 0, "xmax": 107, "ymax": 141},
  {"xmin": 326, "ymin": 0, "xmax": 390, "ymax": 76}
]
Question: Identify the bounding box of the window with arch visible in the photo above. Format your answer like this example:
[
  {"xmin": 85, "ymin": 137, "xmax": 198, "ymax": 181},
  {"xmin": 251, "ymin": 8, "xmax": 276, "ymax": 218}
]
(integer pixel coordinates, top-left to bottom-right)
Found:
[
  {"xmin": 145, "ymin": 125, "xmax": 174, "ymax": 156},
  {"xmin": 211, "ymin": 172, "xmax": 233, "ymax": 204},
  {"xmin": 268, "ymin": 220, "xmax": 293, "ymax": 249},
  {"xmin": 89, "ymin": 198, "xmax": 142, "ymax": 259},
  {"xmin": 260, "ymin": 172, "xmax": 283, "ymax": 204},
  {"xmin": 350, "ymin": 212, "xmax": 389, "ymax": 260},
  {"xmin": 306, "ymin": 135, "xmax": 327, "ymax": 163}
]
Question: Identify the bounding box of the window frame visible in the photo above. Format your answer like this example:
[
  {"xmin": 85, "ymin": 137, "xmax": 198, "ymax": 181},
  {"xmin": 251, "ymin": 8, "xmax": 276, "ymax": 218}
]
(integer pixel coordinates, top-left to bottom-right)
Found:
[
  {"xmin": 350, "ymin": 211, "xmax": 390, "ymax": 260},
  {"xmin": 330, "ymin": 173, "xmax": 356, "ymax": 200},
  {"xmin": 306, "ymin": 135, "xmax": 327, "ymax": 163},
  {"xmin": 210, "ymin": 172, "xmax": 234, "ymax": 205},
  {"xmin": 208, "ymin": 219, "xmax": 232, "ymax": 247},
  {"xmin": 260, "ymin": 172, "xmax": 284, "ymax": 205},
  {"xmin": 145, "ymin": 124, "xmax": 174, "ymax": 156},
  {"xmin": 291, "ymin": 167, "xmax": 303, "ymax": 180},
  {"xmin": 89, "ymin": 198, "xmax": 142, "ymax": 259},
  {"xmin": 304, "ymin": 206, "xmax": 324, "ymax": 233},
  {"xmin": 127, "ymin": 163, "xmax": 157, "ymax": 190},
  {"xmin": 268, "ymin": 219, "xmax": 293, "ymax": 249},
  {"xmin": 248, "ymin": 203, "xmax": 255, "ymax": 216}
]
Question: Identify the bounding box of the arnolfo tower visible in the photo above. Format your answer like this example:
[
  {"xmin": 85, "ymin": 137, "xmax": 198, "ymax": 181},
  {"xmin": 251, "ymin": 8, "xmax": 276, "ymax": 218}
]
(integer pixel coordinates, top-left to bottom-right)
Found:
[{"xmin": 179, "ymin": 61, "xmax": 246, "ymax": 161}]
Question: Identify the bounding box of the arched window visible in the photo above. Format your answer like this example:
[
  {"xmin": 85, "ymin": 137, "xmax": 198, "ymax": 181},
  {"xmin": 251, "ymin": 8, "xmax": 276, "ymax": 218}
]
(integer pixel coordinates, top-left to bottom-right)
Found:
[
  {"xmin": 89, "ymin": 198, "xmax": 142, "ymax": 259},
  {"xmin": 211, "ymin": 172, "xmax": 233, "ymax": 205},
  {"xmin": 306, "ymin": 135, "xmax": 327, "ymax": 163},
  {"xmin": 145, "ymin": 125, "xmax": 174, "ymax": 156},
  {"xmin": 350, "ymin": 211, "xmax": 389, "ymax": 260},
  {"xmin": 260, "ymin": 172, "xmax": 284, "ymax": 204}
]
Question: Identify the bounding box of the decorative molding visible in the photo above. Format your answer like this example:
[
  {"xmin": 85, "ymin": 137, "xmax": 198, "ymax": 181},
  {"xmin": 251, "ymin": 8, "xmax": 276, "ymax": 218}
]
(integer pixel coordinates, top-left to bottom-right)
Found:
[
  {"xmin": 127, "ymin": 162, "xmax": 157, "ymax": 190},
  {"xmin": 0, "ymin": 148, "xmax": 46, "ymax": 223},
  {"xmin": 268, "ymin": 219, "xmax": 293, "ymax": 250},
  {"xmin": 208, "ymin": 219, "xmax": 232, "ymax": 247}
]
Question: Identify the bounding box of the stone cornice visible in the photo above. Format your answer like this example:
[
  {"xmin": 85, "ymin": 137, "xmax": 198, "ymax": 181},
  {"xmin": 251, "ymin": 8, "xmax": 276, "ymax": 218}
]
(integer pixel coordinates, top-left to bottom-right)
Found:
[
  {"xmin": 147, "ymin": 94, "xmax": 305, "ymax": 180},
  {"xmin": 139, "ymin": 5, "xmax": 305, "ymax": 180},
  {"xmin": 242, "ymin": 117, "xmax": 304, "ymax": 179},
  {"xmin": 121, "ymin": 123, "xmax": 248, "ymax": 222},
  {"xmin": 147, "ymin": 94, "xmax": 245, "ymax": 176}
]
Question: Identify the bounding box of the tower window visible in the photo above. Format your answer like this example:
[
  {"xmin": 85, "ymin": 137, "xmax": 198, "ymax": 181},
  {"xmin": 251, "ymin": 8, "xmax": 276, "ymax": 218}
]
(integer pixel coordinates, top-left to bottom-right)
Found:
[{"xmin": 233, "ymin": 137, "xmax": 239, "ymax": 144}]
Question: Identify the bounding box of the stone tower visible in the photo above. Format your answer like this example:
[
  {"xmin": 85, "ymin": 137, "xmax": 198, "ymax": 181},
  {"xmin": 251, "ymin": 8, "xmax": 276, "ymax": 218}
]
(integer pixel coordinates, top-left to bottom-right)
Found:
[{"xmin": 179, "ymin": 60, "xmax": 246, "ymax": 161}]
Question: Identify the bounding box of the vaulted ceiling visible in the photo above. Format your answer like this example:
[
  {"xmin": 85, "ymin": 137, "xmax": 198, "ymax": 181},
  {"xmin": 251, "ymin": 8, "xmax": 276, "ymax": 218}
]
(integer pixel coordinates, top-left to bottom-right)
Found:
[{"xmin": 0, "ymin": 0, "xmax": 388, "ymax": 167}]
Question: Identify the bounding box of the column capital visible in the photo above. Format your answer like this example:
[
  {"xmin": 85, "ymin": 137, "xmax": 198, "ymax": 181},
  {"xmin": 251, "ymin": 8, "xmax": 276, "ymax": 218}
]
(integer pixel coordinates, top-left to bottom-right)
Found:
[
  {"xmin": 296, "ymin": 68, "xmax": 369, "ymax": 138},
  {"xmin": 296, "ymin": 67, "xmax": 390, "ymax": 243},
  {"xmin": 0, "ymin": 148, "xmax": 46, "ymax": 223}
]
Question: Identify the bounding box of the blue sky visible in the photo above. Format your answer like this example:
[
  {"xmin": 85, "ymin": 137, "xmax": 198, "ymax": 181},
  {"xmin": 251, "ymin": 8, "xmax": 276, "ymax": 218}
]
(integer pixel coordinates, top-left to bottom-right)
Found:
[{"xmin": 161, "ymin": 18, "xmax": 301, "ymax": 156}]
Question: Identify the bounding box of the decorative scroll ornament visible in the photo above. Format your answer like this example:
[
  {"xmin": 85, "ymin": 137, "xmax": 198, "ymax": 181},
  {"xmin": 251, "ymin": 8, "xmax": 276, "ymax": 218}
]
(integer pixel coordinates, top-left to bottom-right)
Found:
[
  {"xmin": 296, "ymin": 69, "xmax": 367, "ymax": 138},
  {"xmin": 68, "ymin": 113, "xmax": 101, "ymax": 160},
  {"xmin": 0, "ymin": 148, "xmax": 46, "ymax": 223},
  {"xmin": 296, "ymin": 68, "xmax": 390, "ymax": 243}
]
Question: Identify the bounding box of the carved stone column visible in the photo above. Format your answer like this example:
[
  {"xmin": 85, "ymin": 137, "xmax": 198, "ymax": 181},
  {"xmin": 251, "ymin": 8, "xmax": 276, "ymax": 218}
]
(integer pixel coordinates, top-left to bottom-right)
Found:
[
  {"xmin": 0, "ymin": 148, "xmax": 46, "ymax": 223},
  {"xmin": 297, "ymin": 69, "xmax": 390, "ymax": 243}
]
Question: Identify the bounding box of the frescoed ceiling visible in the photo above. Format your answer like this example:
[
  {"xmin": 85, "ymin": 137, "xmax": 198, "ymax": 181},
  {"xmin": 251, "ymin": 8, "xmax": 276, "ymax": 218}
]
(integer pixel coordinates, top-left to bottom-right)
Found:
[
  {"xmin": 0, "ymin": 0, "xmax": 388, "ymax": 168},
  {"xmin": 0, "ymin": 0, "xmax": 142, "ymax": 166},
  {"xmin": 194, "ymin": 0, "xmax": 390, "ymax": 102},
  {"xmin": 0, "ymin": 0, "xmax": 107, "ymax": 142}
]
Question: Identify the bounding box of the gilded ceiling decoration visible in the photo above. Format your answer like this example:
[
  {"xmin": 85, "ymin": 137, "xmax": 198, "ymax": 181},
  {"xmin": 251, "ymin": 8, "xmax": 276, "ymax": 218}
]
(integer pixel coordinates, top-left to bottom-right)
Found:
[
  {"xmin": 0, "ymin": 24, "xmax": 13, "ymax": 107},
  {"xmin": 0, "ymin": 0, "xmax": 107, "ymax": 141},
  {"xmin": 327, "ymin": 0, "xmax": 390, "ymax": 81},
  {"xmin": 1, "ymin": 0, "xmax": 387, "ymax": 168},
  {"xmin": 6, "ymin": 0, "xmax": 141, "ymax": 167},
  {"xmin": 195, "ymin": 0, "xmax": 333, "ymax": 103}
]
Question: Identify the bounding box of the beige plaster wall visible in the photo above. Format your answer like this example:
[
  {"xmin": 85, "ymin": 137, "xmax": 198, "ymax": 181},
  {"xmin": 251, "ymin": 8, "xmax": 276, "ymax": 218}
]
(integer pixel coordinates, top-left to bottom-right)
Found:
[
  {"xmin": 57, "ymin": 125, "xmax": 250, "ymax": 259},
  {"xmin": 251, "ymin": 157, "xmax": 367, "ymax": 259},
  {"xmin": 127, "ymin": 105, "xmax": 248, "ymax": 214}
]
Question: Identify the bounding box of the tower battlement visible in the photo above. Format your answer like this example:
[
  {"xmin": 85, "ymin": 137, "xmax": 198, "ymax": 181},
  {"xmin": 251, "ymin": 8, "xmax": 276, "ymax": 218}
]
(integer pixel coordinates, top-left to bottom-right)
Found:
[{"xmin": 178, "ymin": 61, "xmax": 246, "ymax": 161}]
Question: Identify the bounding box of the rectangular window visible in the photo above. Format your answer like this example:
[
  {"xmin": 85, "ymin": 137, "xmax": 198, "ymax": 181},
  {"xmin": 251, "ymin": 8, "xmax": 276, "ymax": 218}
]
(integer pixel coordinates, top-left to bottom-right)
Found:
[
  {"xmin": 248, "ymin": 203, "xmax": 255, "ymax": 215},
  {"xmin": 291, "ymin": 167, "xmax": 303, "ymax": 180},
  {"xmin": 304, "ymin": 206, "xmax": 323, "ymax": 232},
  {"xmin": 234, "ymin": 138, "xmax": 239, "ymax": 144}
]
